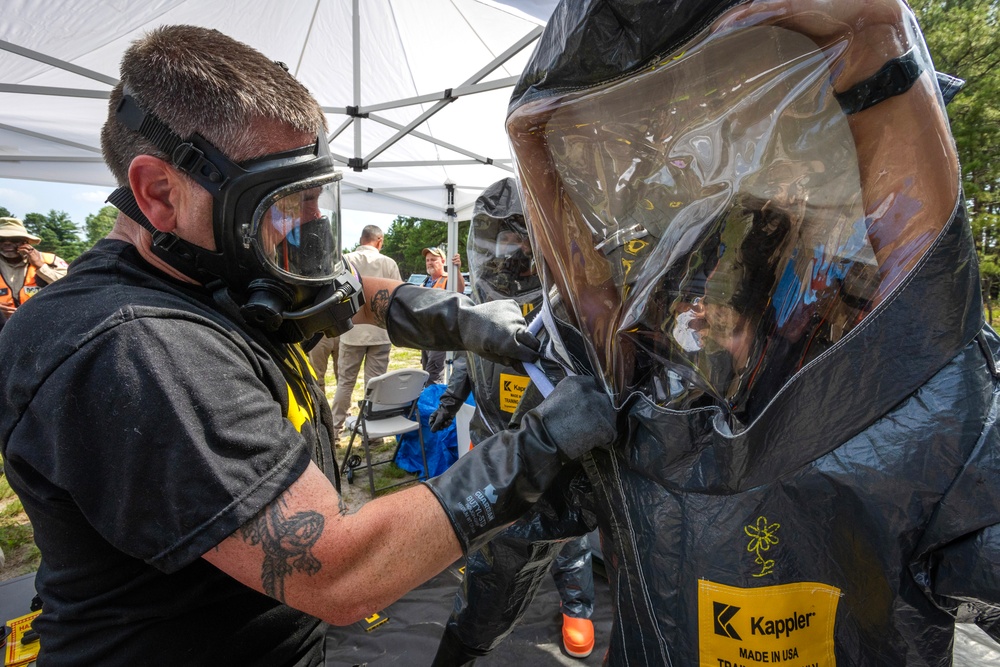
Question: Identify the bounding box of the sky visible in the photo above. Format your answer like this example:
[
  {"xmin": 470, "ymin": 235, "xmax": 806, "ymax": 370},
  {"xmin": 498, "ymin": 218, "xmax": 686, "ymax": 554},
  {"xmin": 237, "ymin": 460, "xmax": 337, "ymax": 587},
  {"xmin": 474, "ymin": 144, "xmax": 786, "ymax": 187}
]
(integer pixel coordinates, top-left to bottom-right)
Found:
[{"xmin": 0, "ymin": 177, "xmax": 398, "ymax": 247}]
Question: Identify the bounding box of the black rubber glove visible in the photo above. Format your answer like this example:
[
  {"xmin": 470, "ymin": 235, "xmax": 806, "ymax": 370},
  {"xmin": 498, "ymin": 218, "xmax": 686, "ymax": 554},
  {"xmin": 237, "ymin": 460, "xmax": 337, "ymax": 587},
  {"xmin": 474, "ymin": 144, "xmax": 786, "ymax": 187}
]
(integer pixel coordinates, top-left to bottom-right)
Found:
[
  {"xmin": 431, "ymin": 353, "xmax": 473, "ymax": 432},
  {"xmin": 430, "ymin": 404, "xmax": 459, "ymax": 432},
  {"xmin": 423, "ymin": 375, "xmax": 617, "ymax": 554},
  {"xmin": 386, "ymin": 284, "xmax": 539, "ymax": 366}
]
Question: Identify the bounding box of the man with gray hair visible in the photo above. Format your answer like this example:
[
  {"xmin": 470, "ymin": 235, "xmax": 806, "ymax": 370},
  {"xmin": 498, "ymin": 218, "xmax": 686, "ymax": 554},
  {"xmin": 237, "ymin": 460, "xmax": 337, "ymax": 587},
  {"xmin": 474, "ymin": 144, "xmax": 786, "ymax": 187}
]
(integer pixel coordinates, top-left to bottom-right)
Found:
[
  {"xmin": 326, "ymin": 224, "xmax": 401, "ymax": 443},
  {"xmin": 0, "ymin": 24, "xmax": 616, "ymax": 665}
]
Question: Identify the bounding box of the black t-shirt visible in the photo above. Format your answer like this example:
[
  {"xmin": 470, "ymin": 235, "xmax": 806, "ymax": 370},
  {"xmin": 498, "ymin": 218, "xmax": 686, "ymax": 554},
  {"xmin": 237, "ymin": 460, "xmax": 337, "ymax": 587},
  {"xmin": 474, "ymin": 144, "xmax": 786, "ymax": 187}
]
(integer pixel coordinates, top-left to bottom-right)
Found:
[{"xmin": 0, "ymin": 240, "xmax": 335, "ymax": 666}]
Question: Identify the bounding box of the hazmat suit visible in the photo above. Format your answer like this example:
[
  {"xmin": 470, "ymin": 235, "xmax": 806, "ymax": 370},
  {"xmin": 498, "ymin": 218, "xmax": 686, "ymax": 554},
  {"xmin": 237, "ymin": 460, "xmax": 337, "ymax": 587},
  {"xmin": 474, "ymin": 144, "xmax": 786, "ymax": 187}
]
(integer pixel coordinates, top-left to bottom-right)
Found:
[
  {"xmin": 430, "ymin": 179, "xmax": 598, "ymax": 664},
  {"xmin": 452, "ymin": 0, "xmax": 1000, "ymax": 665}
]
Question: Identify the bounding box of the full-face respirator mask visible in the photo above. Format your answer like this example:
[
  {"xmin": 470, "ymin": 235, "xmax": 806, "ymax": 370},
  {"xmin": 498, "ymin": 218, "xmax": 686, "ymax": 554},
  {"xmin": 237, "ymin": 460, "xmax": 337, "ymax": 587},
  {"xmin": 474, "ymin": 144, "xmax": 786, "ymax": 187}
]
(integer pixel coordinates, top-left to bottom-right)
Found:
[
  {"xmin": 492, "ymin": 229, "xmax": 535, "ymax": 284},
  {"xmin": 107, "ymin": 88, "xmax": 363, "ymax": 344}
]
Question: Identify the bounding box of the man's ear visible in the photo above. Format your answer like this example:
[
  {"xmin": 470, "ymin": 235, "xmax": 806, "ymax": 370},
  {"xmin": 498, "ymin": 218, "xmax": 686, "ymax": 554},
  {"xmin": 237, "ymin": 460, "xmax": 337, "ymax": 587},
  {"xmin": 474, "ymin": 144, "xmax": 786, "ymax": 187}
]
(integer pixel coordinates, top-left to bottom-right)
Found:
[{"xmin": 127, "ymin": 155, "xmax": 181, "ymax": 233}]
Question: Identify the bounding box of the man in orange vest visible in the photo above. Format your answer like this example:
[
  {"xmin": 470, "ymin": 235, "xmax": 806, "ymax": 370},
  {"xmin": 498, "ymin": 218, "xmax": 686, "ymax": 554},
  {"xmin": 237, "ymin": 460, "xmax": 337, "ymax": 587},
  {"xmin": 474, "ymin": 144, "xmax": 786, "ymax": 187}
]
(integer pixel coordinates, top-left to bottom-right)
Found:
[
  {"xmin": 421, "ymin": 246, "xmax": 465, "ymax": 291},
  {"xmin": 0, "ymin": 217, "xmax": 67, "ymax": 326}
]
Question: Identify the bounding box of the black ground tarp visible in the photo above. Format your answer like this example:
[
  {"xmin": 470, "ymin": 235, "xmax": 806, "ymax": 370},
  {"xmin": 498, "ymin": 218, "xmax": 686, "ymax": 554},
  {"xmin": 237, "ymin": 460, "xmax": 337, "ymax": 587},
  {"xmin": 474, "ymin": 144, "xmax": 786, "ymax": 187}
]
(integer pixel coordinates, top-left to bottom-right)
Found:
[
  {"xmin": 324, "ymin": 556, "xmax": 613, "ymax": 666},
  {"xmin": 2, "ymin": 566, "xmax": 999, "ymax": 664}
]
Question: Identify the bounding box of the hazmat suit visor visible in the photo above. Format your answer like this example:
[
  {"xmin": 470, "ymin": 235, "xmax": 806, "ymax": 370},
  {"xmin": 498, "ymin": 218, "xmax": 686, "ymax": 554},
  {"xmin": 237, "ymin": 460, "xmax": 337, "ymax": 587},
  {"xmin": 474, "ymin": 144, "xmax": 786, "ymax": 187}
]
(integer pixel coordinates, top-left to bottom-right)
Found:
[
  {"xmin": 508, "ymin": 8, "xmax": 954, "ymax": 428},
  {"xmin": 468, "ymin": 178, "xmax": 542, "ymax": 307},
  {"xmin": 248, "ymin": 174, "xmax": 343, "ymax": 282},
  {"xmin": 468, "ymin": 218, "xmax": 540, "ymax": 304}
]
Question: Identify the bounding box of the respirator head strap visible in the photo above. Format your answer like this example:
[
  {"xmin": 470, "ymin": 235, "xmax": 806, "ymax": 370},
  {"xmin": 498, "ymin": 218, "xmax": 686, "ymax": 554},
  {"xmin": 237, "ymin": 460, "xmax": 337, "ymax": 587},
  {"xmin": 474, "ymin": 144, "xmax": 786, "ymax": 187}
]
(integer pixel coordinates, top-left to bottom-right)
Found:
[
  {"xmin": 115, "ymin": 88, "xmax": 244, "ymax": 194},
  {"xmin": 105, "ymin": 185, "xmax": 229, "ymax": 284},
  {"xmin": 109, "ymin": 89, "xmax": 244, "ymax": 284}
]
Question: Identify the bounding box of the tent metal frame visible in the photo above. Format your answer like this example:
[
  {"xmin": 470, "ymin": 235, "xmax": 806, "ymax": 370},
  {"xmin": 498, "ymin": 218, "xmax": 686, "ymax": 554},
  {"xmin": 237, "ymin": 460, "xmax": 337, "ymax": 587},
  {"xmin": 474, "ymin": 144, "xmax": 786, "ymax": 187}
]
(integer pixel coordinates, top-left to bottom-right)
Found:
[{"xmin": 0, "ymin": 0, "xmax": 542, "ymax": 221}]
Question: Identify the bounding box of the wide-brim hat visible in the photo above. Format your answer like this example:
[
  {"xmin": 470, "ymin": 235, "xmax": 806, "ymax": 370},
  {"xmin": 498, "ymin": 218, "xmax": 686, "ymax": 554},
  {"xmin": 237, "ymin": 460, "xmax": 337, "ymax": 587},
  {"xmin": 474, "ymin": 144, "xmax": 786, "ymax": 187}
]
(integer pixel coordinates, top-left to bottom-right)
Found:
[{"xmin": 0, "ymin": 217, "xmax": 41, "ymax": 244}]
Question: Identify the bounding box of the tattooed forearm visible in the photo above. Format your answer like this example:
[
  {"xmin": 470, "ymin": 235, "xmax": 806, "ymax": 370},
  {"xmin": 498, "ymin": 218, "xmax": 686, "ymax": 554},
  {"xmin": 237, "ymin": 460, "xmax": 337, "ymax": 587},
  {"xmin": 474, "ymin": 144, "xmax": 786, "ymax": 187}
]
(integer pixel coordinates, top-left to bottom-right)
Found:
[
  {"xmin": 240, "ymin": 497, "xmax": 325, "ymax": 601},
  {"xmin": 370, "ymin": 288, "xmax": 391, "ymax": 327}
]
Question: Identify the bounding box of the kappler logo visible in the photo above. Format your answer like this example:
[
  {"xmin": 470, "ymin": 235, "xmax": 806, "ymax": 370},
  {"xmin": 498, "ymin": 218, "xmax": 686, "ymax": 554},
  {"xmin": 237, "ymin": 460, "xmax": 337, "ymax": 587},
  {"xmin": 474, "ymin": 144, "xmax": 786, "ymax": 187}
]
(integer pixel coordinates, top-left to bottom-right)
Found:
[{"xmin": 713, "ymin": 601, "xmax": 742, "ymax": 640}]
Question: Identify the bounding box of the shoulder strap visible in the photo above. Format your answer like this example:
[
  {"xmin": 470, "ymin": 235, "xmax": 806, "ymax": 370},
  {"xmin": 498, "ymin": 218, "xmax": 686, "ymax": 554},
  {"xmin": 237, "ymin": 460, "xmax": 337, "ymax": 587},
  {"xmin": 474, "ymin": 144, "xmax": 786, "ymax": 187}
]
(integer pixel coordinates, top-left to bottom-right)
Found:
[{"xmin": 835, "ymin": 48, "xmax": 924, "ymax": 115}]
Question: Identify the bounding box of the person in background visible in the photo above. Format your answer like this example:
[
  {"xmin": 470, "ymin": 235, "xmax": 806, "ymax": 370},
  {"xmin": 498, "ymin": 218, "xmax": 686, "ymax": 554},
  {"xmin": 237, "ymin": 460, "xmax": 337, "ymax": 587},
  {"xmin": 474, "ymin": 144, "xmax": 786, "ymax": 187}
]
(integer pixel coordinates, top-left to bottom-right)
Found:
[
  {"xmin": 306, "ymin": 330, "xmax": 339, "ymax": 393},
  {"xmin": 498, "ymin": 0, "xmax": 1000, "ymax": 663},
  {"xmin": 0, "ymin": 216, "xmax": 67, "ymax": 326},
  {"xmin": 429, "ymin": 178, "xmax": 598, "ymax": 661},
  {"xmin": 421, "ymin": 246, "xmax": 466, "ymax": 385},
  {"xmin": 328, "ymin": 224, "xmax": 402, "ymax": 443}
]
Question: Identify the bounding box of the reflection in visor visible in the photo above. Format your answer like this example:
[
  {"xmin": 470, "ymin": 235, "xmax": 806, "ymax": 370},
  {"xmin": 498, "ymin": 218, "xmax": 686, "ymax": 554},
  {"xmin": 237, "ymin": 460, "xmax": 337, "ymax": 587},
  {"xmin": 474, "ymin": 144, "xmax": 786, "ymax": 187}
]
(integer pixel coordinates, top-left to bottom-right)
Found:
[
  {"xmin": 256, "ymin": 179, "xmax": 340, "ymax": 281},
  {"xmin": 509, "ymin": 24, "xmax": 949, "ymax": 430},
  {"xmin": 470, "ymin": 219, "xmax": 539, "ymax": 302},
  {"xmin": 495, "ymin": 230, "xmax": 529, "ymax": 259}
]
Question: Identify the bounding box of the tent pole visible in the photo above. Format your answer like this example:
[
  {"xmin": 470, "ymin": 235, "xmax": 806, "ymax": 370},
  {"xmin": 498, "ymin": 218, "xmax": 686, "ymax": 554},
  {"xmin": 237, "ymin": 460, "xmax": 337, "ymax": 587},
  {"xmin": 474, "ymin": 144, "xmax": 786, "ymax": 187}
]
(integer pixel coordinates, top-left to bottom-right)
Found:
[
  {"xmin": 352, "ymin": 0, "xmax": 363, "ymax": 162},
  {"xmin": 0, "ymin": 39, "xmax": 117, "ymax": 86},
  {"xmin": 445, "ymin": 180, "xmax": 459, "ymax": 382},
  {"xmin": 445, "ymin": 180, "xmax": 459, "ymax": 293},
  {"xmin": 0, "ymin": 123, "xmax": 100, "ymax": 153},
  {"xmin": 366, "ymin": 113, "xmax": 514, "ymax": 170},
  {"xmin": 360, "ymin": 26, "xmax": 544, "ymax": 167}
]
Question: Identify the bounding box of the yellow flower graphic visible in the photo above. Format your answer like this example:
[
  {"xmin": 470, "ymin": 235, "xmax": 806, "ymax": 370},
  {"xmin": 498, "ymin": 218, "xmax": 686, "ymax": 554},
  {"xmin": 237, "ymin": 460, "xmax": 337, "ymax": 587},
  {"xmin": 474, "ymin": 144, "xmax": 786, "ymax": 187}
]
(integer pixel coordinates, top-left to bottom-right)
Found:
[{"xmin": 744, "ymin": 516, "xmax": 780, "ymax": 577}]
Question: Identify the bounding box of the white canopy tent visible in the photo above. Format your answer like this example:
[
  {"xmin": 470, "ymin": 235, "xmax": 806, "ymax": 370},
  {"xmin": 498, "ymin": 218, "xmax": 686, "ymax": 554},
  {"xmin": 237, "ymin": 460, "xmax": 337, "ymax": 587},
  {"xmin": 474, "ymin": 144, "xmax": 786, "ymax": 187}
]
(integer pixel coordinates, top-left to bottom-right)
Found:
[{"xmin": 0, "ymin": 0, "xmax": 554, "ymax": 226}]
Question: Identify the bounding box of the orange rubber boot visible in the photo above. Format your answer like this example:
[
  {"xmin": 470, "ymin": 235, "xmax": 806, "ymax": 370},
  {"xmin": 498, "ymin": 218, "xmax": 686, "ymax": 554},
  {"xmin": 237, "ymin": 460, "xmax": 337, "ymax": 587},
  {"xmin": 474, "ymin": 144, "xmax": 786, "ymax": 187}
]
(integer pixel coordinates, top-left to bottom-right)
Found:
[{"xmin": 562, "ymin": 614, "xmax": 595, "ymax": 658}]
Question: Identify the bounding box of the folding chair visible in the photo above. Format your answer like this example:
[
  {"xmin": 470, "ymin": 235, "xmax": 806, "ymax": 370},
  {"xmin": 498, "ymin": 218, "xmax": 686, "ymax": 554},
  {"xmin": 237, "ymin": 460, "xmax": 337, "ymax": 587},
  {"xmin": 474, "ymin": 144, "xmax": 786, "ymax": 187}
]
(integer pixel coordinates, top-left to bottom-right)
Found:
[{"xmin": 340, "ymin": 368, "xmax": 430, "ymax": 497}]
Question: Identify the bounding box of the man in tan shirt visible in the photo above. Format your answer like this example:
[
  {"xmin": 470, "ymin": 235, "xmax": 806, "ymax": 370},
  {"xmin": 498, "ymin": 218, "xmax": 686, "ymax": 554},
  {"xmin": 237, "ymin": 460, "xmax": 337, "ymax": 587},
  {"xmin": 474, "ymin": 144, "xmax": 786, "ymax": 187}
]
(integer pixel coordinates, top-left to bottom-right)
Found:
[{"xmin": 327, "ymin": 224, "xmax": 402, "ymax": 443}]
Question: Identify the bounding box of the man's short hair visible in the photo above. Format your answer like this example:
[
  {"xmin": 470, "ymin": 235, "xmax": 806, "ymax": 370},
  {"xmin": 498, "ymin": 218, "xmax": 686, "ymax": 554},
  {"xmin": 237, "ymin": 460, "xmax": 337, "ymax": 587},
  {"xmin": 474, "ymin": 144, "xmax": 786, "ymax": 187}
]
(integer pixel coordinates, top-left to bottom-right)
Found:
[
  {"xmin": 360, "ymin": 225, "xmax": 384, "ymax": 245},
  {"xmin": 100, "ymin": 25, "xmax": 327, "ymax": 186}
]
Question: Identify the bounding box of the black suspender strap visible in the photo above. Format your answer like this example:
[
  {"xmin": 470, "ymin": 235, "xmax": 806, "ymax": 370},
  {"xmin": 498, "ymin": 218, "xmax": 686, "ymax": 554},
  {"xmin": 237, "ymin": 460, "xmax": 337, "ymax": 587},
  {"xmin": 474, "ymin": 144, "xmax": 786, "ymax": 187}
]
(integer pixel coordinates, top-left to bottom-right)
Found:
[{"xmin": 834, "ymin": 48, "xmax": 924, "ymax": 115}]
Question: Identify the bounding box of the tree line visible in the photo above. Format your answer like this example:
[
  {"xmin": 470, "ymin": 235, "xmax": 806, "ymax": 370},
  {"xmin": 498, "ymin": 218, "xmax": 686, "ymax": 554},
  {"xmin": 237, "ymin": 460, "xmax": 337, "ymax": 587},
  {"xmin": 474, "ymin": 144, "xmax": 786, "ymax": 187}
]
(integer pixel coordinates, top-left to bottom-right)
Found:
[
  {"xmin": 911, "ymin": 0, "xmax": 1000, "ymax": 322},
  {"xmin": 0, "ymin": 201, "xmax": 463, "ymax": 280},
  {"xmin": 0, "ymin": 204, "xmax": 117, "ymax": 264}
]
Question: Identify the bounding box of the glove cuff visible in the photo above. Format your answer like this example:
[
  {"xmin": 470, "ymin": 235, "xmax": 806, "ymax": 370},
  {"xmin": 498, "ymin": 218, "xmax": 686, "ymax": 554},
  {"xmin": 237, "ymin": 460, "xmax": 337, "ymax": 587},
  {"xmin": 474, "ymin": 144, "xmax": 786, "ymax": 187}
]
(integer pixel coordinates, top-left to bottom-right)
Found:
[
  {"xmin": 386, "ymin": 283, "xmax": 539, "ymax": 366},
  {"xmin": 436, "ymin": 391, "xmax": 464, "ymax": 413},
  {"xmin": 423, "ymin": 424, "xmax": 560, "ymax": 554},
  {"xmin": 386, "ymin": 283, "xmax": 465, "ymax": 351},
  {"xmin": 427, "ymin": 374, "xmax": 617, "ymax": 553}
]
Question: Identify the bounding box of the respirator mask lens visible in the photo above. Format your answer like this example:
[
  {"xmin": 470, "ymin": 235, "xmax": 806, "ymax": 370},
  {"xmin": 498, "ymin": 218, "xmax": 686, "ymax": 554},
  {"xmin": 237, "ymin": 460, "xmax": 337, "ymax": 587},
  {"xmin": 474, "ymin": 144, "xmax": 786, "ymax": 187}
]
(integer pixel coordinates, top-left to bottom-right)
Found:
[
  {"xmin": 251, "ymin": 173, "xmax": 343, "ymax": 282},
  {"xmin": 495, "ymin": 230, "xmax": 528, "ymax": 258}
]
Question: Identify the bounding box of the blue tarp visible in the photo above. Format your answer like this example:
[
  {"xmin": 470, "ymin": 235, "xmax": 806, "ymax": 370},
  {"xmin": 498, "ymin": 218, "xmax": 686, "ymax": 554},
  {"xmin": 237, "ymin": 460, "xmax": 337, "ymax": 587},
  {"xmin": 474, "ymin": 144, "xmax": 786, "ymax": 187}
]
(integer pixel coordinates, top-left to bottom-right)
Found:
[{"xmin": 395, "ymin": 384, "xmax": 474, "ymax": 478}]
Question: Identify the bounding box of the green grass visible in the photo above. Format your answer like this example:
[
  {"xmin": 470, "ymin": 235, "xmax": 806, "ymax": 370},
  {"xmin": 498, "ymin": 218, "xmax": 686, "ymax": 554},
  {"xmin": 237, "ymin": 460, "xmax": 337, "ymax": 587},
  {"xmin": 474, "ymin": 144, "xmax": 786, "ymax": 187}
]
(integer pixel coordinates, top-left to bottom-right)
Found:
[
  {"xmin": 323, "ymin": 346, "xmax": 431, "ymax": 502},
  {"xmin": 0, "ymin": 492, "xmax": 24, "ymax": 520},
  {"xmin": 1, "ymin": 457, "xmax": 41, "ymax": 581},
  {"xmin": 1, "ymin": 524, "xmax": 34, "ymax": 552}
]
